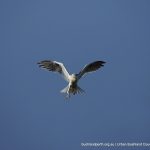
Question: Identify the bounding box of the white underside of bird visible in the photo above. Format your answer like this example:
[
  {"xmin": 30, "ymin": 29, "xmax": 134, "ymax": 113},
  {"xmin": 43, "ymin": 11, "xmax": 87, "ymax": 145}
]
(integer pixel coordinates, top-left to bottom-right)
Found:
[
  {"xmin": 37, "ymin": 60, "xmax": 106, "ymax": 98},
  {"xmin": 60, "ymin": 73, "xmax": 85, "ymax": 98}
]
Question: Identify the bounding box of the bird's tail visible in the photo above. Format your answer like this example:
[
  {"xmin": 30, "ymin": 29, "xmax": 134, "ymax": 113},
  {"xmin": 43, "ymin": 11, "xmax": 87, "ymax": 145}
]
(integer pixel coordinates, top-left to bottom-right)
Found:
[
  {"xmin": 74, "ymin": 86, "xmax": 85, "ymax": 95},
  {"xmin": 60, "ymin": 85, "xmax": 85, "ymax": 97},
  {"xmin": 60, "ymin": 85, "xmax": 69, "ymax": 94},
  {"xmin": 60, "ymin": 85, "xmax": 70, "ymax": 98}
]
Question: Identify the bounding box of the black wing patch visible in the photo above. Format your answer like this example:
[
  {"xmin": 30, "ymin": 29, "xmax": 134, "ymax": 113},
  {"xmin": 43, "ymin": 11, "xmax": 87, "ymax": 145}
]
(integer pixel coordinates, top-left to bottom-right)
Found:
[
  {"xmin": 81, "ymin": 61, "xmax": 105, "ymax": 73},
  {"xmin": 77, "ymin": 61, "xmax": 106, "ymax": 79},
  {"xmin": 37, "ymin": 60, "xmax": 62, "ymax": 73}
]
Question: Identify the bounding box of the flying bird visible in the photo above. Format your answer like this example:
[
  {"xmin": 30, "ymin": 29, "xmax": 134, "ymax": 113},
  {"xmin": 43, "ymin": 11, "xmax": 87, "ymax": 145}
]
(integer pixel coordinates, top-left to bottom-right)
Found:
[{"xmin": 37, "ymin": 60, "xmax": 106, "ymax": 98}]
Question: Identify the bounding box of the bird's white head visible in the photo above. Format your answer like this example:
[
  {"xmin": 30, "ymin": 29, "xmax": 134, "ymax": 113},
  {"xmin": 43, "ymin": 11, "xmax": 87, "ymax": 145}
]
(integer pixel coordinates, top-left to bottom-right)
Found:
[
  {"xmin": 70, "ymin": 73, "xmax": 77, "ymax": 82},
  {"xmin": 71, "ymin": 73, "xmax": 76, "ymax": 78}
]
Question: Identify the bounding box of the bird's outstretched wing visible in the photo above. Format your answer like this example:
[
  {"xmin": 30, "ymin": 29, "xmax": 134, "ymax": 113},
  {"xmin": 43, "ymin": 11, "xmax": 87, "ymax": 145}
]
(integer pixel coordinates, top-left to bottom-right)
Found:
[
  {"xmin": 77, "ymin": 61, "xmax": 106, "ymax": 80},
  {"xmin": 37, "ymin": 60, "xmax": 70, "ymax": 82}
]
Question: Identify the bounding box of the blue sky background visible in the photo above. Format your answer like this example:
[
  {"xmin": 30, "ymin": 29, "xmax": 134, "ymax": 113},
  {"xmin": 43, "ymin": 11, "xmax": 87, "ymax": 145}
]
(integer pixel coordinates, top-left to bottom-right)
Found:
[{"xmin": 0, "ymin": 0, "xmax": 150, "ymax": 150}]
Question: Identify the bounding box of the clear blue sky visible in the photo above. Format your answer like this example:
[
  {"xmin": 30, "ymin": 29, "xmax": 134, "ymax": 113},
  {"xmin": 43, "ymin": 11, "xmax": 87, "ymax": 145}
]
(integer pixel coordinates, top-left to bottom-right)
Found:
[{"xmin": 0, "ymin": 0, "xmax": 150, "ymax": 150}]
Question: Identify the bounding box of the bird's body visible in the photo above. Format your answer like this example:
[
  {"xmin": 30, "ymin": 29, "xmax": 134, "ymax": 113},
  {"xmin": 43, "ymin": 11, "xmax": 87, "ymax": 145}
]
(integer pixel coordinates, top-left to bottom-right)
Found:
[
  {"xmin": 69, "ymin": 74, "xmax": 78, "ymax": 93},
  {"xmin": 69, "ymin": 74, "xmax": 77, "ymax": 83},
  {"xmin": 37, "ymin": 60, "xmax": 106, "ymax": 98}
]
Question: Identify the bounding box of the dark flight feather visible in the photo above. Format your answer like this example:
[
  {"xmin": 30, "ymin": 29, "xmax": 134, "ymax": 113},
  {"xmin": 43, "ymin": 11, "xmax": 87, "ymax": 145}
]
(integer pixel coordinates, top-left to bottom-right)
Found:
[
  {"xmin": 77, "ymin": 61, "xmax": 106, "ymax": 79},
  {"xmin": 37, "ymin": 60, "xmax": 62, "ymax": 73}
]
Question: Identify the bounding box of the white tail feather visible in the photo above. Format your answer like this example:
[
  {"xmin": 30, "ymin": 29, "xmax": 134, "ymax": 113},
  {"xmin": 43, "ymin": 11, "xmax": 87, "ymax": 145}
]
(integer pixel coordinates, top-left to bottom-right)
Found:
[
  {"xmin": 60, "ymin": 85, "xmax": 69, "ymax": 93},
  {"xmin": 76, "ymin": 86, "xmax": 85, "ymax": 94},
  {"xmin": 60, "ymin": 85, "xmax": 85, "ymax": 97}
]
